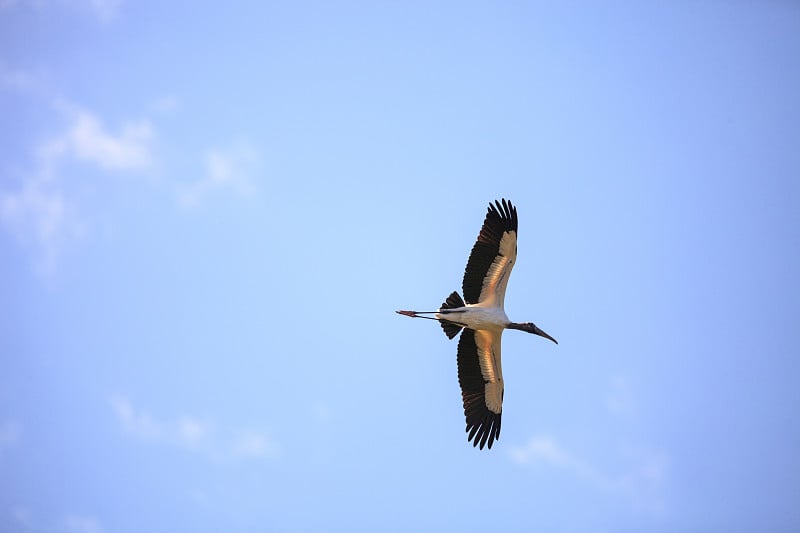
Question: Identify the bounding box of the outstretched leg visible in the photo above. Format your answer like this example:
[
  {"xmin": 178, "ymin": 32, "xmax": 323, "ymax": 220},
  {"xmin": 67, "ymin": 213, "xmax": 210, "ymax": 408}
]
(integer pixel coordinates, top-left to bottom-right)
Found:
[{"xmin": 396, "ymin": 310, "xmax": 438, "ymax": 319}]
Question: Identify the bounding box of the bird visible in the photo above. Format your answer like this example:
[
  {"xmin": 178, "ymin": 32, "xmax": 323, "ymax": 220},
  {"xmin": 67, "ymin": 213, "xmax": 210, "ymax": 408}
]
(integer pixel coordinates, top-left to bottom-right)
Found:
[{"xmin": 397, "ymin": 198, "xmax": 557, "ymax": 450}]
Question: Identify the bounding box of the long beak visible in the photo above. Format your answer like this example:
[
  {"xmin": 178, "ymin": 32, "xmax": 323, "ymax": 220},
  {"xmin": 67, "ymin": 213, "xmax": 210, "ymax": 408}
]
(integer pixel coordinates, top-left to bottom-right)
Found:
[{"xmin": 534, "ymin": 325, "xmax": 558, "ymax": 344}]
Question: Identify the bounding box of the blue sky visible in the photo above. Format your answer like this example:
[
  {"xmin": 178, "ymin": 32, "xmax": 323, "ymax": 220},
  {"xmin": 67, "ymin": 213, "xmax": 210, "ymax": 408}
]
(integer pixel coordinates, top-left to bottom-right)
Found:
[{"xmin": 2, "ymin": 1, "xmax": 799, "ymax": 532}]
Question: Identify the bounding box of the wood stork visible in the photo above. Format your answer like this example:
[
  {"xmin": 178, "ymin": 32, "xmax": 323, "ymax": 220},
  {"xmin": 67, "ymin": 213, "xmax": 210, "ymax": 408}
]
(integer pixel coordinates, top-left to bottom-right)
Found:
[{"xmin": 397, "ymin": 199, "xmax": 557, "ymax": 450}]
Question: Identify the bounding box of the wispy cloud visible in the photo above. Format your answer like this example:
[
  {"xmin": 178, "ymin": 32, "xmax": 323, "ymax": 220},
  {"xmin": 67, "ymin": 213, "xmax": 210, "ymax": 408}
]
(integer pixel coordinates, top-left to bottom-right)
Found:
[
  {"xmin": 178, "ymin": 140, "xmax": 260, "ymax": 208},
  {"xmin": 11, "ymin": 506, "xmax": 33, "ymax": 529},
  {"xmin": 232, "ymin": 430, "xmax": 280, "ymax": 459},
  {"xmin": 0, "ymin": 63, "xmax": 44, "ymax": 93},
  {"xmin": 510, "ymin": 434, "xmax": 668, "ymax": 514},
  {"xmin": 1, "ymin": 103, "xmax": 155, "ymax": 273},
  {"xmin": 8, "ymin": 508, "xmax": 103, "ymax": 533},
  {"xmin": 110, "ymin": 396, "xmax": 279, "ymax": 461},
  {"xmin": 149, "ymin": 94, "xmax": 179, "ymax": 114},
  {"xmin": 0, "ymin": 177, "xmax": 83, "ymax": 275},
  {"xmin": 2, "ymin": 65, "xmax": 257, "ymax": 273},
  {"xmin": 52, "ymin": 107, "xmax": 154, "ymax": 171},
  {"xmin": 111, "ymin": 396, "xmax": 212, "ymax": 449},
  {"xmin": 177, "ymin": 416, "xmax": 211, "ymax": 449},
  {"xmin": 509, "ymin": 435, "xmax": 597, "ymax": 479},
  {"xmin": 0, "ymin": 0, "xmax": 122, "ymax": 23},
  {"xmin": 0, "ymin": 0, "xmax": 28, "ymax": 12},
  {"xmin": 111, "ymin": 396, "xmax": 162, "ymax": 441},
  {"xmin": 111, "ymin": 396, "xmax": 214, "ymax": 451},
  {"xmin": 61, "ymin": 514, "xmax": 104, "ymax": 533},
  {"xmin": 86, "ymin": 0, "xmax": 122, "ymax": 22}
]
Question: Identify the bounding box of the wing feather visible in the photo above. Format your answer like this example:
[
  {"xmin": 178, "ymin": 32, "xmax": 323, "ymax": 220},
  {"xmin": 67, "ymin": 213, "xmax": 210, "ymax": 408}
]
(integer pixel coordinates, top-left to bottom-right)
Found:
[
  {"xmin": 456, "ymin": 328, "xmax": 504, "ymax": 450},
  {"xmin": 462, "ymin": 199, "xmax": 518, "ymax": 306}
]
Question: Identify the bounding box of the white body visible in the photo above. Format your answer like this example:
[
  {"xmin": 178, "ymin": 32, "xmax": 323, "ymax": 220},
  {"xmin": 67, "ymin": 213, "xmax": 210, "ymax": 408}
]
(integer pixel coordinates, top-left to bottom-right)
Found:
[{"xmin": 435, "ymin": 304, "xmax": 510, "ymax": 332}]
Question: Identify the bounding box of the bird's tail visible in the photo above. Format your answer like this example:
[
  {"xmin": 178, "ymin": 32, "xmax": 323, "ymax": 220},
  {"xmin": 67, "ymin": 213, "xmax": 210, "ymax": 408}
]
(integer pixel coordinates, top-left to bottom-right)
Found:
[{"xmin": 438, "ymin": 291, "xmax": 465, "ymax": 340}]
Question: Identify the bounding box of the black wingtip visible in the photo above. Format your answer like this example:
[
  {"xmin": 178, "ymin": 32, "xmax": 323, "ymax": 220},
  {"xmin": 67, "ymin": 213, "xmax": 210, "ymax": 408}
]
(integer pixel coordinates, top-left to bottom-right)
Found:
[
  {"xmin": 488, "ymin": 198, "xmax": 517, "ymax": 233},
  {"xmin": 466, "ymin": 413, "xmax": 501, "ymax": 450}
]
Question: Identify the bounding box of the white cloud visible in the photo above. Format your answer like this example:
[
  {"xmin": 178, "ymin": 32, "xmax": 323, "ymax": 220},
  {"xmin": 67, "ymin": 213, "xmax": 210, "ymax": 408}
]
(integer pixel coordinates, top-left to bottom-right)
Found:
[
  {"xmin": 178, "ymin": 140, "xmax": 260, "ymax": 208},
  {"xmin": 510, "ymin": 434, "xmax": 668, "ymax": 514},
  {"xmin": 8, "ymin": 508, "xmax": 105, "ymax": 533},
  {"xmin": 0, "ymin": 0, "xmax": 122, "ymax": 23},
  {"xmin": 1, "ymin": 104, "xmax": 154, "ymax": 273},
  {"xmin": 0, "ymin": 0, "xmax": 25, "ymax": 11},
  {"xmin": 110, "ymin": 396, "xmax": 162, "ymax": 441},
  {"xmin": 0, "ymin": 63, "xmax": 42, "ymax": 92},
  {"xmin": 86, "ymin": 0, "xmax": 122, "ymax": 22},
  {"xmin": 0, "ymin": 178, "xmax": 81, "ymax": 275},
  {"xmin": 11, "ymin": 506, "xmax": 33, "ymax": 528},
  {"xmin": 111, "ymin": 396, "xmax": 216, "ymax": 452},
  {"xmin": 1, "ymin": 77, "xmax": 254, "ymax": 273},
  {"xmin": 232, "ymin": 430, "xmax": 280, "ymax": 459},
  {"xmin": 111, "ymin": 396, "xmax": 279, "ymax": 461},
  {"xmin": 46, "ymin": 106, "xmax": 155, "ymax": 172},
  {"xmin": 509, "ymin": 434, "xmax": 569, "ymax": 465},
  {"xmin": 61, "ymin": 514, "xmax": 104, "ymax": 533},
  {"xmin": 509, "ymin": 434, "xmax": 598, "ymax": 482},
  {"xmin": 11, "ymin": 100, "xmax": 155, "ymax": 179},
  {"xmin": 177, "ymin": 417, "xmax": 211, "ymax": 449},
  {"xmin": 149, "ymin": 94, "xmax": 179, "ymax": 114},
  {"xmin": 613, "ymin": 445, "xmax": 669, "ymax": 514}
]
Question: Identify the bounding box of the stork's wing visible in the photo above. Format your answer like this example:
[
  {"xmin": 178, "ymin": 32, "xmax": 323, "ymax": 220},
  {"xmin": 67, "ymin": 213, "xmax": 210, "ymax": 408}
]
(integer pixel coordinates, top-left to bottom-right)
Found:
[
  {"xmin": 457, "ymin": 328, "xmax": 504, "ymax": 450},
  {"xmin": 462, "ymin": 199, "xmax": 518, "ymax": 306}
]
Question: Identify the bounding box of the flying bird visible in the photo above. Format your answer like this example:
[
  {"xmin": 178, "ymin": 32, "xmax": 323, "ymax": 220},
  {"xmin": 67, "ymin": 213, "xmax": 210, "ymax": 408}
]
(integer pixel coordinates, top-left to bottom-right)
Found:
[{"xmin": 397, "ymin": 199, "xmax": 557, "ymax": 450}]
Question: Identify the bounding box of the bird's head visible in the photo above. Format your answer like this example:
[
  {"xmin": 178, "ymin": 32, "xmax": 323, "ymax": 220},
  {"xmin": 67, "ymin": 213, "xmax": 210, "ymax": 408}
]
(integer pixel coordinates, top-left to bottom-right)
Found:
[{"xmin": 514, "ymin": 322, "xmax": 558, "ymax": 344}]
